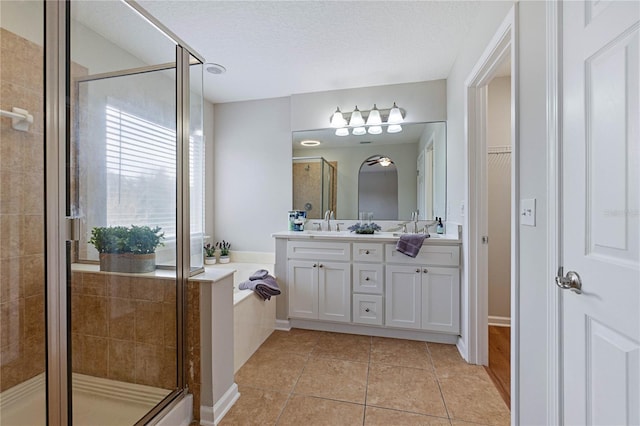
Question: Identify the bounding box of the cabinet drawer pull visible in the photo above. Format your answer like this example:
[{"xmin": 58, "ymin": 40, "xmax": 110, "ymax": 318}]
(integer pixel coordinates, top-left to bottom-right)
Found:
[
  {"xmin": 365, "ymin": 250, "xmax": 370, "ymax": 254},
  {"xmin": 365, "ymin": 277, "xmax": 370, "ymax": 281},
  {"xmin": 423, "ymin": 268, "xmax": 429, "ymax": 273},
  {"xmin": 319, "ymin": 264, "xmax": 323, "ymax": 268},
  {"xmin": 313, "ymin": 263, "xmax": 317, "ymax": 268},
  {"xmin": 365, "ymin": 308, "xmax": 370, "ymax": 313},
  {"xmin": 416, "ymin": 268, "xmax": 421, "ymax": 273}
]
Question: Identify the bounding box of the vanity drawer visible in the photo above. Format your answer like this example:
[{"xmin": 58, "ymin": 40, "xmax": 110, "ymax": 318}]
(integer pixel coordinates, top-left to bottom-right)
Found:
[
  {"xmin": 353, "ymin": 294, "xmax": 383, "ymax": 326},
  {"xmin": 287, "ymin": 241, "xmax": 351, "ymax": 261},
  {"xmin": 352, "ymin": 243, "xmax": 384, "ymax": 262},
  {"xmin": 385, "ymin": 244, "xmax": 459, "ymax": 266},
  {"xmin": 353, "ymin": 263, "xmax": 384, "ymax": 294}
]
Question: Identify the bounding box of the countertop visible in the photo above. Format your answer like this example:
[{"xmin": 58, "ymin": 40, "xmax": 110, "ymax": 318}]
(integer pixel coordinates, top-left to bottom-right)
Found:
[{"xmin": 272, "ymin": 228, "xmax": 461, "ymax": 244}]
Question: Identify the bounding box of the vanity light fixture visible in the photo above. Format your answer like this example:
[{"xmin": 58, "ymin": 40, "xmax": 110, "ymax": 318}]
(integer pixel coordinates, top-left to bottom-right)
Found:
[
  {"xmin": 366, "ymin": 104, "xmax": 382, "ymax": 126},
  {"xmin": 349, "ymin": 106, "xmax": 365, "ymax": 127},
  {"xmin": 330, "ymin": 107, "xmax": 347, "ymax": 128},
  {"xmin": 367, "ymin": 125, "xmax": 382, "ymax": 135},
  {"xmin": 387, "ymin": 124, "xmax": 402, "ymax": 134},
  {"xmin": 387, "ymin": 102, "xmax": 403, "ymax": 124},
  {"xmin": 300, "ymin": 140, "xmax": 321, "ymax": 146},
  {"xmin": 330, "ymin": 103, "xmax": 405, "ymax": 136},
  {"xmin": 352, "ymin": 127, "xmax": 367, "ymax": 136}
]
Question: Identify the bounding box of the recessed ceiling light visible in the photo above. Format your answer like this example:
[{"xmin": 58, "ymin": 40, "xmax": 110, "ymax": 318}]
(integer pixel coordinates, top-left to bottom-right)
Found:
[
  {"xmin": 300, "ymin": 140, "xmax": 321, "ymax": 146},
  {"xmin": 205, "ymin": 63, "xmax": 227, "ymax": 75}
]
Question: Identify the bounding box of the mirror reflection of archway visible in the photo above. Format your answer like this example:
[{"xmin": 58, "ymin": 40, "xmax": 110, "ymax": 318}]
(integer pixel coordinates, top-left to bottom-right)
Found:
[{"xmin": 358, "ymin": 155, "xmax": 399, "ymax": 220}]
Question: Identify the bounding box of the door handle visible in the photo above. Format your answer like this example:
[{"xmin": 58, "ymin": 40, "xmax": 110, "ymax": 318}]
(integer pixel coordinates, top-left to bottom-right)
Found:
[{"xmin": 555, "ymin": 267, "xmax": 582, "ymax": 294}]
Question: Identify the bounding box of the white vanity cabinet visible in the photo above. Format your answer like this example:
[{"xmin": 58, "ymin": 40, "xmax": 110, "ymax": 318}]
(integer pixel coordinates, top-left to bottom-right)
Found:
[
  {"xmin": 352, "ymin": 243, "xmax": 384, "ymax": 325},
  {"xmin": 287, "ymin": 241, "xmax": 351, "ymax": 323},
  {"xmin": 274, "ymin": 229, "xmax": 462, "ymax": 343},
  {"xmin": 384, "ymin": 244, "xmax": 460, "ymax": 334}
]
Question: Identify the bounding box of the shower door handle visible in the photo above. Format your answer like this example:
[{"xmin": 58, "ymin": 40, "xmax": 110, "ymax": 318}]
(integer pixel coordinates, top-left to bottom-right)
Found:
[{"xmin": 64, "ymin": 216, "xmax": 81, "ymax": 242}]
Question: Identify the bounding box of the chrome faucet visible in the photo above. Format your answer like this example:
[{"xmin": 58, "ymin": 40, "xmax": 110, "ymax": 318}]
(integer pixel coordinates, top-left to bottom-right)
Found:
[
  {"xmin": 411, "ymin": 211, "xmax": 419, "ymax": 233},
  {"xmin": 324, "ymin": 210, "xmax": 334, "ymax": 231}
]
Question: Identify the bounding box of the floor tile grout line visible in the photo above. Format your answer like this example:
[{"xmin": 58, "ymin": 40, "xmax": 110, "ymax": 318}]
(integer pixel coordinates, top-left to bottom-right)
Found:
[
  {"xmin": 362, "ymin": 335, "xmax": 372, "ymax": 426},
  {"xmin": 273, "ymin": 344, "xmax": 314, "ymax": 426},
  {"xmin": 426, "ymin": 342, "xmax": 452, "ymax": 421}
]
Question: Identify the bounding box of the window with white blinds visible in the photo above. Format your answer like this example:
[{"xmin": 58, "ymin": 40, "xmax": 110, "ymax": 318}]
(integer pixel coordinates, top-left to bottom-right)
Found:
[{"xmin": 105, "ymin": 105, "xmax": 177, "ymax": 238}]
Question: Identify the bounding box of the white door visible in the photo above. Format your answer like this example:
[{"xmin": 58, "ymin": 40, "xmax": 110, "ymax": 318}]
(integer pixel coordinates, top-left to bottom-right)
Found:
[
  {"xmin": 562, "ymin": 1, "xmax": 639, "ymax": 424},
  {"xmin": 288, "ymin": 260, "xmax": 318, "ymax": 319},
  {"xmin": 318, "ymin": 261, "xmax": 351, "ymax": 322},
  {"xmin": 385, "ymin": 265, "xmax": 422, "ymax": 329}
]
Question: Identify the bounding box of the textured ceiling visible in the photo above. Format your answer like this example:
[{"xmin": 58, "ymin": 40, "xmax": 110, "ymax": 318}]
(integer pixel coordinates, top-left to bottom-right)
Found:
[{"xmin": 80, "ymin": 1, "xmax": 507, "ymax": 104}]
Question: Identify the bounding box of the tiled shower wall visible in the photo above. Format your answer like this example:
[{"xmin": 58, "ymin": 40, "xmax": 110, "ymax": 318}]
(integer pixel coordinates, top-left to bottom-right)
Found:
[{"xmin": 0, "ymin": 28, "xmax": 46, "ymax": 392}]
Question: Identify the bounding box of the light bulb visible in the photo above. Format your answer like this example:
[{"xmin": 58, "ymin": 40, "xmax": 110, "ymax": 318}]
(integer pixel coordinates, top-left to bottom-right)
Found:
[
  {"xmin": 366, "ymin": 104, "xmax": 382, "ymax": 126},
  {"xmin": 387, "ymin": 124, "xmax": 402, "ymax": 133},
  {"xmin": 368, "ymin": 125, "xmax": 382, "ymax": 135},
  {"xmin": 387, "ymin": 102, "xmax": 404, "ymax": 124},
  {"xmin": 352, "ymin": 127, "xmax": 366, "ymax": 136},
  {"xmin": 330, "ymin": 107, "xmax": 346, "ymax": 128},
  {"xmin": 379, "ymin": 157, "xmax": 392, "ymax": 167},
  {"xmin": 349, "ymin": 106, "xmax": 365, "ymax": 127},
  {"xmin": 335, "ymin": 127, "xmax": 349, "ymax": 136}
]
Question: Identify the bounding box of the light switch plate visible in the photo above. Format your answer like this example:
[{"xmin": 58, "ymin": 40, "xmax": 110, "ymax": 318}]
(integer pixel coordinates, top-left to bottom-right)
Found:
[{"xmin": 520, "ymin": 198, "xmax": 536, "ymax": 226}]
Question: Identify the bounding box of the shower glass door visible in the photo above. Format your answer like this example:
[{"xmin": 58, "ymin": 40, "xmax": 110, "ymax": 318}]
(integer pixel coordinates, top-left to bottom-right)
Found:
[
  {"xmin": 68, "ymin": 2, "xmax": 182, "ymax": 424},
  {"xmin": 0, "ymin": 1, "xmax": 47, "ymax": 425}
]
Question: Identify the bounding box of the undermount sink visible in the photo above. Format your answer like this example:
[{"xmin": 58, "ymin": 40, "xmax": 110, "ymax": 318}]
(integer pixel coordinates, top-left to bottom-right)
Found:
[
  {"xmin": 302, "ymin": 230, "xmax": 352, "ymax": 236},
  {"xmin": 391, "ymin": 232, "xmax": 445, "ymax": 238}
]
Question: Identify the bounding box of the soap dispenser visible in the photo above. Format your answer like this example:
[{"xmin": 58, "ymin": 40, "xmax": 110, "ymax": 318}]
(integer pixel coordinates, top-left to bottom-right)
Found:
[{"xmin": 436, "ymin": 217, "xmax": 444, "ymax": 234}]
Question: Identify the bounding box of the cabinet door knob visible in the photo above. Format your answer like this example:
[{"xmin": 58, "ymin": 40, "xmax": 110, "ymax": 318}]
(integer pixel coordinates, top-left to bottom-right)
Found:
[
  {"xmin": 319, "ymin": 264, "xmax": 323, "ymax": 268},
  {"xmin": 365, "ymin": 250, "xmax": 370, "ymax": 254},
  {"xmin": 423, "ymin": 268, "xmax": 429, "ymax": 273},
  {"xmin": 313, "ymin": 263, "xmax": 317, "ymax": 268},
  {"xmin": 365, "ymin": 277, "xmax": 370, "ymax": 281},
  {"xmin": 416, "ymin": 268, "xmax": 421, "ymax": 273},
  {"xmin": 365, "ymin": 308, "xmax": 370, "ymax": 313}
]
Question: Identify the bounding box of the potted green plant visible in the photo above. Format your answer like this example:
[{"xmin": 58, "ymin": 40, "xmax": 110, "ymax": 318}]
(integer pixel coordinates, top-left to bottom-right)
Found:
[
  {"xmin": 204, "ymin": 243, "xmax": 216, "ymax": 265},
  {"xmin": 216, "ymin": 240, "xmax": 231, "ymax": 264},
  {"xmin": 89, "ymin": 225, "xmax": 164, "ymax": 273}
]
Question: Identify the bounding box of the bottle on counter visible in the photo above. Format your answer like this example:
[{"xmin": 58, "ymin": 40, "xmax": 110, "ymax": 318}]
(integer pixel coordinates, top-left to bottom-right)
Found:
[{"xmin": 436, "ymin": 217, "xmax": 444, "ymax": 234}]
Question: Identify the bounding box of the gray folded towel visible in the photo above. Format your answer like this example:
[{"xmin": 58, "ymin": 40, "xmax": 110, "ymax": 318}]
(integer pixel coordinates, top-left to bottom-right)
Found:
[
  {"xmin": 396, "ymin": 234, "xmax": 429, "ymax": 258},
  {"xmin": 239, "ymin": 270, "xmax": 281, "ymax": 300},
  {"xmin": 249, "ymin": 269, "xmax": 270, "ymax": 281}
]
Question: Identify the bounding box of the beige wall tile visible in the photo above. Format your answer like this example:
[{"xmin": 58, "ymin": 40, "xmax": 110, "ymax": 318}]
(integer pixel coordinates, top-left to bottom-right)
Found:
[
  {"xmin": 21, "ymin": 254, "xmax": 44, "ymax": 297},
  {"xmin": 106, "ymin": 275, "xmax": 132, "ymax": 298},
  {"xmin": 0, "ymin": 173, "xmax": 23, "ymax": 215},
  {"xmin": 109, "ymin": 297, "xmax": 135, "ymax": 341},
  {"xmin": 72, "ymin": 295, "xmax": 108, "ymax": 337},
  {"xmin": 135, "ymin": 300, "xmax": 163, "ymax": 344},
  {"xmin": 22, "ymin": 214, "xmax": 43, "ymax": 255},
  {"xmin": 0, "ymin": 342, "xmax": 24, "ymax": 391},
  {"xmin": 131, "ymin": 278, "xmax": 165, "ymax": 302},
  {"xmin": 23, "ymin": 295, "xmax": 44, "ymax": 338},
  {"xmin": 108, "ymin": 339, "xmax": 135, "ymax": 382},
  {"xmin": 163, "ymin": 303, "xmax": 176, "ymax": 348},
  {"xmin": 0, "ymin": 257, "xmax": 21, "ymax": 301}
]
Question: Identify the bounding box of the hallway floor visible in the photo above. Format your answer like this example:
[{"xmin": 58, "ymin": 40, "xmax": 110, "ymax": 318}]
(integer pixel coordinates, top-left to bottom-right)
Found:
[{"xmin": 220, "ymin": 329, "xmax": 510, "ymax": 425}]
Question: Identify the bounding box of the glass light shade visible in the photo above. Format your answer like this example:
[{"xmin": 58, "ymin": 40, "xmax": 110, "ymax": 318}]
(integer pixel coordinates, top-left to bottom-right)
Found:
[
  {"xmin": 367, "ymin": 125, "xmax": 382, "ymax": 135},
  {"xmin": 387, "ymin": 124, "xmax": 402, "ymax": 133},
  {"xmin": 352, "ymin": 126, "xmax": 366, "ymax": 136},
  {"xmin": 349, "ymin": 106, "xmax": 365, "ymax": 127},
  {"xmin": 379, "ymin": 157, "xmax": 392, "ymax": 167},
  {"xmin": 366, "ymin": 104, "xmax": 382, "ymax": 126},
  {"xmin": 387, "ymin": 102, "xmax": 404, "ymax": 124},
  {"xmin": 330, "ymin": 107, "xmax": 346, "ymax": 128},
  {"xmin": 335, "ymin": 127, "xmax": 349, "ymax": 136}
]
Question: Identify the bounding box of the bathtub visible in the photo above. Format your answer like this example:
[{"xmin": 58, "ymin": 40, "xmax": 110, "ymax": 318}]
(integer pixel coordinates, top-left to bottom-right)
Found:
[{"xmin": 207, "ymin": 262, "xmax": 276, "ymax": 373}]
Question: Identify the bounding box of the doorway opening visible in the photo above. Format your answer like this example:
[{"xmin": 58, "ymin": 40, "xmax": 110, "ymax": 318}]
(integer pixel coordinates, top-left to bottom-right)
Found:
[{"xmin": 464, "ymin": 4, "xmax": 518, "ymax": 419}]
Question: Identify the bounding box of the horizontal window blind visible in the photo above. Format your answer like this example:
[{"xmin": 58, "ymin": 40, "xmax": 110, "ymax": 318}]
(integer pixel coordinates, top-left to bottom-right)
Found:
[{"xmin": 105, "ymin": 105, "xmax": 177, "ymax": 237}]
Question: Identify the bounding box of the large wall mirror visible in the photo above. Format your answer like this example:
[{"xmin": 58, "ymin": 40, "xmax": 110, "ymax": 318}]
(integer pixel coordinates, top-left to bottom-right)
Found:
[{"xmin": 292, "ymin": 122, "xmax": 446, "ymax": 221}]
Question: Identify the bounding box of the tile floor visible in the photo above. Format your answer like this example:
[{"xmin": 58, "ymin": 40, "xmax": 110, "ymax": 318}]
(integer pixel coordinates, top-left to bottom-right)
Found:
[{"xmin": 220, "ymin": 329, "xmax": 510, "ymax": 426}]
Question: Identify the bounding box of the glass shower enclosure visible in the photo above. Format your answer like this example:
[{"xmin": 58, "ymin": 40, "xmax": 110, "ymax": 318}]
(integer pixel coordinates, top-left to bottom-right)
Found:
[
  {"xmin": 0, "ymin": 1, "xmax": 205, "ymax": 425},
  {"xmin": 292, "ymin": 156, "xmax": 337, "ymax": 219}
]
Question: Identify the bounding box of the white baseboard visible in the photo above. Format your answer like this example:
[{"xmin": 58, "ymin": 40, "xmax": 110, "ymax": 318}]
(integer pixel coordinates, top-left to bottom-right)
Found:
[
  {"xmin": 488, "ymin": 316, "xmax": 511, "ymax": 327},
  {"xmin": 200, "ymin": 382, "xmax": 240, "ymax": 426},
  {"xmin": 456, "ymin": 336, "xmax": 469, "ymax": 362},
  {"xmin": 275, "ymin": 319, "xmax": 291, "ymax": 331}
]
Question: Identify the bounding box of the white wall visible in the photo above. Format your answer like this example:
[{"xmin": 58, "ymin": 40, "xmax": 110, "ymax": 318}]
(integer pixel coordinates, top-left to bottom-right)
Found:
[
  {"xmin": 487, "ymin": 77, "xmax": 512, "ymax": 320},
  {"xmin": 204, "ymin": 100, "xmax": 215, "ymax": 239},
  {"xmin": 0, "ymin": 1, "xmax": 43, "ymax": 45},
  {"xmin": 213, "ymin": 97, "xmax": 291, "ymax": 253},
  {"xmin": 514, "ymin": 2, "xmax": 550, "ymax": 423}
]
